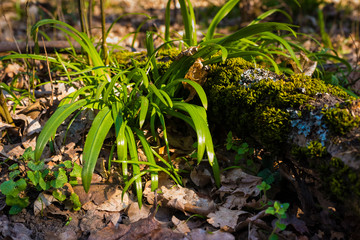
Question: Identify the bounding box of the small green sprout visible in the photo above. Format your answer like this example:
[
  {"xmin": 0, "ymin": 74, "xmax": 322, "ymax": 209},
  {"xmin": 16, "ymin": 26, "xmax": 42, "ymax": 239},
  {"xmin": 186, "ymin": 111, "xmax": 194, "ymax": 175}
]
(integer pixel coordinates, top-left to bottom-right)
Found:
[
  {"xmin": 226, "ymin": 131, "xmax": 254, "ymax": 169},
  {"xmin": 266, "ymin": 201, "xmax": 290, "ymax": 240},
  {"xmin": 257, "ymin": 181, "xmax": 271, "ymax": 204},
  {"xmin": 65, "ymin": 216, "xmax": 73, "ymax": 226}
]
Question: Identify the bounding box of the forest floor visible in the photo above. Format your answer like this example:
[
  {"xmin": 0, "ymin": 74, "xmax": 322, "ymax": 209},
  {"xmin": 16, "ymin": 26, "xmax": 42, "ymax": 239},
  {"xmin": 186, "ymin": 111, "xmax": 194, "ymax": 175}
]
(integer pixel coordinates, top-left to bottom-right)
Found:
[{"xmin": 0, "ymin": 0, "xmax": 360, "ymax": 239}]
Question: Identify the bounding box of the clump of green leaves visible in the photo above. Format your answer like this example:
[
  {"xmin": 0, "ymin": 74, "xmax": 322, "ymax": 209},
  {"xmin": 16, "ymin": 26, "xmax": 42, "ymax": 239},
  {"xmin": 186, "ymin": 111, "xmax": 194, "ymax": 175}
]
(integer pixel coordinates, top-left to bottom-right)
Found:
[
  {"xmin": 257, "ymin": 181, "xmax": 290, "ymax": 240},
  {"xmin": 226, "ymin": 131, "xmax": 254, "ymax": 169},
  {"xmin": 266, "ymin": 201, "xmax": 290, "ymax": 240},
  {"xmin": 0, "ymin": 147, "xmax": 82, "ymax": 214},
  {"xmin": 257, "ymin": 181, "xmax": 271, "ymax": 204}
]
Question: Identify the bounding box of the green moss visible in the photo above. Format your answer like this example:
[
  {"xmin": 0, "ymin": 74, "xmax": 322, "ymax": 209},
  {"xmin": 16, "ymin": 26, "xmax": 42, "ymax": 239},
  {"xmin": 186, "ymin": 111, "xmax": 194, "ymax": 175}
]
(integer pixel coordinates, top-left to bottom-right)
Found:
[
  {"xmin": 323, "ymin": 106, "xmax": 360, "ymax": 135},
  {"xmin": 307, "ymin": 141, "xmax": 327, "ymax": 158},
  {"xmin": 292, "ymin": 143, "xmax": 360, "ymax": 214},
  {"xmin": 203, "ymin": 57, "xmax": 355, "ymax": 152},
  {"xmin": 291, "ymin": 141, "xmax": 329, "ymax": 169},
  {"xmin": 321, "ymin": 158, "xmax": 360, "ymax": 212},
  {"xmin": 157, "ymin": 48, "xmax": 181, "ymax": 60},
  {"xmin": 113, "ymin": 51, "xmax": 147, "ymax": 66}
]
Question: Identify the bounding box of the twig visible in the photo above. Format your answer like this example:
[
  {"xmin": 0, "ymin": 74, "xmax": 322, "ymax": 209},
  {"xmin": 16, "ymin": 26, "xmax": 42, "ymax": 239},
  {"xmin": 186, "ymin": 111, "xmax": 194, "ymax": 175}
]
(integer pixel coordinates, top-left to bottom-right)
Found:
[
  {"xmin": 100, "ymin": 0, "xmax": 109, "ymax": 65},
  {"xmin": 0, "ymin": 41, "xmax": 81, "ymax": 53},
  {"xmin": 42, "ymin": 37, "xmax": 54, "ymax": 106},
  {"xmin": 88, "ymin": 0, "xmax": 93, "ymax": 38}
]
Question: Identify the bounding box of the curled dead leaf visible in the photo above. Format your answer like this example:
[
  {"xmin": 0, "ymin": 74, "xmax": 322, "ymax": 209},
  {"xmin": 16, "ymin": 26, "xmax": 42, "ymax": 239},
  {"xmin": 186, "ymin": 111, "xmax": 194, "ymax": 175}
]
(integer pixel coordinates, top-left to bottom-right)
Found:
[
  {"xmin": 190, "ymin": 165, "xmax": 212, "ymax": 187},
  {"xmin": 217, "ymin": 168, "xmax": 262, "ymax": 209},
  {"xmin": 207, "ymin": 206, "xmax": 248, "ymax": 231},
  {"xmin": 161, "ymin": 185, "xmax": 216, "ymax": 215}
]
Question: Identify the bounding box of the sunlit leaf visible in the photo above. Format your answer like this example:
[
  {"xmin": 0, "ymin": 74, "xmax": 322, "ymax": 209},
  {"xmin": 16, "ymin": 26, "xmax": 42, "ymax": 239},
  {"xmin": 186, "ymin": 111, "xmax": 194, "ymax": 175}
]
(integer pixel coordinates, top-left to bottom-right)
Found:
[
  {"xmin": 139, "ymin": 96, "xmax": 149, "ymax": 129},
  {"xmin": 35, "ymin": 99, "xmax": 89, "ymax": 161},
  {"xmin": 82, "ymin": 107, "xmax": 114, "ymax": 192}
]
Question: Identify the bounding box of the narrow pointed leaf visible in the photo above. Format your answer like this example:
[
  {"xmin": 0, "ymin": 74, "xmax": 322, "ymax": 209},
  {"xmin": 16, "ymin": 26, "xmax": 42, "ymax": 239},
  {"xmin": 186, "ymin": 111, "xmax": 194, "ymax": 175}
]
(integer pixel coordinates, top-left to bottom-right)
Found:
[
  {"xmin": 173, "ymin": 102, "xmax": 206, "ymax": 163},
  {"xmin": 262, "ymin": 32, "xmax": 300, "ymax": 70},
  {"xmin": 149, "ymin": 83, "xmax": 169, "ymax": 107},
  {"xmin": 206, "ymin": 0, "xmax": 240, "ymax": 40},
  {"xmin": 165, "ymin": 79, "xmax": 208, "ymax": 109},
  {"xmin": 248, "ymin": 9, "xmax": 292, "ymax": 26},
  {"xmin": 112, "ymin": 103, "xmax": 128, "ymax": 182},
  {"xmin": 125, "ymin": 126, "xmax": 143, "ymax": 208},
  {"xmin": 173, "ymin": 102, "xmax": 216, "ymax": 167},
  {"xmin": 134, "ymin": 128, "xmax": 158, "ymax": 191},
  {"xmin": 82, "ymin": 107, "xmax": 114, "ymax": 192},
  {"xmin": 159, "ymin": 90, "xmax": 173, "ymax": 108},
  {"xmin": 139, "ymin": 96, "xmax": 149, "ymax": 129},
  {"xmin": 217, "ymin": 22, "xmax": 296, "ymax": 46},
  {"xmin": 35, "ymin": 99, "xmax": 89, "ymax": 161}
]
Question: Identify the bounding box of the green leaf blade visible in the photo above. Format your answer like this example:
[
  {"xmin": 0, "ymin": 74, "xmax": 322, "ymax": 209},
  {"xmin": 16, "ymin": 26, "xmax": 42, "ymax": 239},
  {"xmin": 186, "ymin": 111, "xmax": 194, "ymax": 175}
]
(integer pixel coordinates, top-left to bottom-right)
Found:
[
  {"xmin": 35, "ymin": 99, "xmax": 89, "ymax": 161},
  {"xmin": 206, "ymin": 0, "xmax": 240, "ymax": 40},
  {"xmin": 139, "ymin": 96, "xmax": 149, "ymax": 129},
  {"xmin": 82, "ymin": 107, "xmax": 114, "ymax": 192}
]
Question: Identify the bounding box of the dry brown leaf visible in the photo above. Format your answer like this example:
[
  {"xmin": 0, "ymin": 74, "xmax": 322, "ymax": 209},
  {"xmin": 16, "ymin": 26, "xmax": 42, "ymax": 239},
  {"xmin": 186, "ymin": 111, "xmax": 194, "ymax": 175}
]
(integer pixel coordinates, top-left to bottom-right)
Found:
[
  {"xmin": 143, "ymin": 172, "xmax": 177, "ymax": 205},
  {"xmin": 45, "ymin": 228, "xmax": 79, "ymax": 240},
  {"xmin": 207, "ymin": 206, "xmax": 248, "ymax": 231},
  {"xmin": 168, "ymin": 133, "xmax": 194, "ymax": 152},
  {"xmin": 80, "ymin": 210, "xmax": 108, "ymax": 234},
  {"xmin": 72, "ymin": 181, "xmax": 117, "ymax": 206},
  {"xmin": 331, "ymin": 230, "xmax": 345, "ymax": 240},
  {"xmin": 222, "ymin": 194, "xmax": 247, "ymax": 210},
  {"xmin": 96, "ymin": 189, "xmax": 131, "ymax": 212},
  {"xmin": 187, "ymin": 228, "xmax": 235, "ymax": 240},
  {"xmin": 21, "ymin": 137, "xmax": 37, "ymax": 150},
  {"xmin": 0, "ymin": 215, "xmax": 33, "ymax": 240},
  {"xmin": 144, "ymin": 172, "xmax": 215, "ymax": 215},
  {"xmin": 190, "ymin": 165, "xmax": 212, "ymax": 187},
  {"xmin": 126, "ymin": 202, "xmax": 152, "ymax": 223},
  {"xmin": 248, "ymin": 224, "xmax": 267, "ymax": 240},
  {"xmin": 283, "ymin": 215, "xmax": 309, "ymax": 234},
  {"xmin": 62, "ymin": 142, "xmax": 82, "ymax": 162},
  {"xmin": 0, "ymin": 121, "xmax": 15, "ymax": 132},
  {"xmin": 183, "ymin": 58, "xmax": 208, "ymax": 102},
  {"xmin": 0, "ymin": 143, "xmax": 24, "ymax": 158},
  {"xmin": 172, "ymin": 216, "xmax": 191, "ymax": 234},
  {"xmin": 88, "ymin": 222, "xmax": 130, "ymax": 240},
  {"xmin": 12, "ymin": 114, "xmax": 42, "ymax": 136},
  {"xmin": 217, "ymin": 168, "xmax": 262, "ymax": 209},
  {"xmin": 121, "ymin": 215, "xmax": 184, "ymax": 240},
  {"xmin": 289, "ymin": 52, "xmax": 317, "ymax": 77},
  {"xmin": 33, "ymin": 192, "xmax": 58, "ymax": 216},
  {"xmin": 89, "ymin": 214, "xmax": 185, "ymax": 240},
  {"xmin": 17, "ymin": 100, "xmax": 44, "ymax": 119},
  {"xmin": 161, "ymin": 185, "xmax": 216, "ymax": 215}
]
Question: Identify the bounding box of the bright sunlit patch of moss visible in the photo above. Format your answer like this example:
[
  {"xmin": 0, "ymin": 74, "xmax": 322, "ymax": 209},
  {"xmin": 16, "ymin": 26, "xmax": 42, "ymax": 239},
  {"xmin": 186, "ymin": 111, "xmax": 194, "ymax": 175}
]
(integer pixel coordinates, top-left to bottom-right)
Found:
[{"xmin": 322, "ymin": 106, "xmax": 360, "ymax": 135}]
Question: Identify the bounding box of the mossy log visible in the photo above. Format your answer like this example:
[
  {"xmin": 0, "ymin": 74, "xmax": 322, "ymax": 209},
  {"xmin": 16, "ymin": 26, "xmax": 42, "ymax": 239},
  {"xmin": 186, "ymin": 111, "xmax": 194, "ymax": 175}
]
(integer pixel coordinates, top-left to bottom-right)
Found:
[
  {"xmin": 203, "ymin": 57, "xmax": 360, "ymax": 215},
  {"xmin": 114, "ymin": 50, "xmax": 360, "ymax": 215}
]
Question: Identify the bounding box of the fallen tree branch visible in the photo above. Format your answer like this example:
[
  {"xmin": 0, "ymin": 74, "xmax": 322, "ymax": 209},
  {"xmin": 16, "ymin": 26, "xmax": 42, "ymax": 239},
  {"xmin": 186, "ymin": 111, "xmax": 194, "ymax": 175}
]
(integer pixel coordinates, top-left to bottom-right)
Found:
[{"xmin": 0, "ymin": 41, "xmax": 81, "ymax": 53}]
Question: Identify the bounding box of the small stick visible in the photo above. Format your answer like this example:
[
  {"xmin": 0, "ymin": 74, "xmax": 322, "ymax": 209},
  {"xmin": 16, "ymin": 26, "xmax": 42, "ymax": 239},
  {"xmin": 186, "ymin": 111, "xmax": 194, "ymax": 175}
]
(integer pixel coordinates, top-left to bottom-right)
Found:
[{"xmin": 42, "ymin": 37, "xmax": 54, "ymax": 106}]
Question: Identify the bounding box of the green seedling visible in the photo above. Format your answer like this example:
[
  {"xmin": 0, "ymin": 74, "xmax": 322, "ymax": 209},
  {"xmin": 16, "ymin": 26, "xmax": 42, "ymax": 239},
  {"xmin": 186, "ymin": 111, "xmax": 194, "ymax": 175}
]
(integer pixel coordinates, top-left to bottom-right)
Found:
[
  {"xmin": 256, "ymin": 181, "xmax": 289, "ymax": 239},
  {"xmin": 226, "ymin": 131, "xmax": 254, "ymax": 168},
  {"xmin": 0, "ymin": 148, "xmax": 83, "ymax": 214},
  {"xmin": 266, "ymin": 201, "xmax": 290, "ymax": 240},
  {"xmin": 65, "ymin": 216, "xmax": 73, "ymax": 226},
  {"xmin": 257, "ymin": 181, "xmax": 271, "ymax": 205}
]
